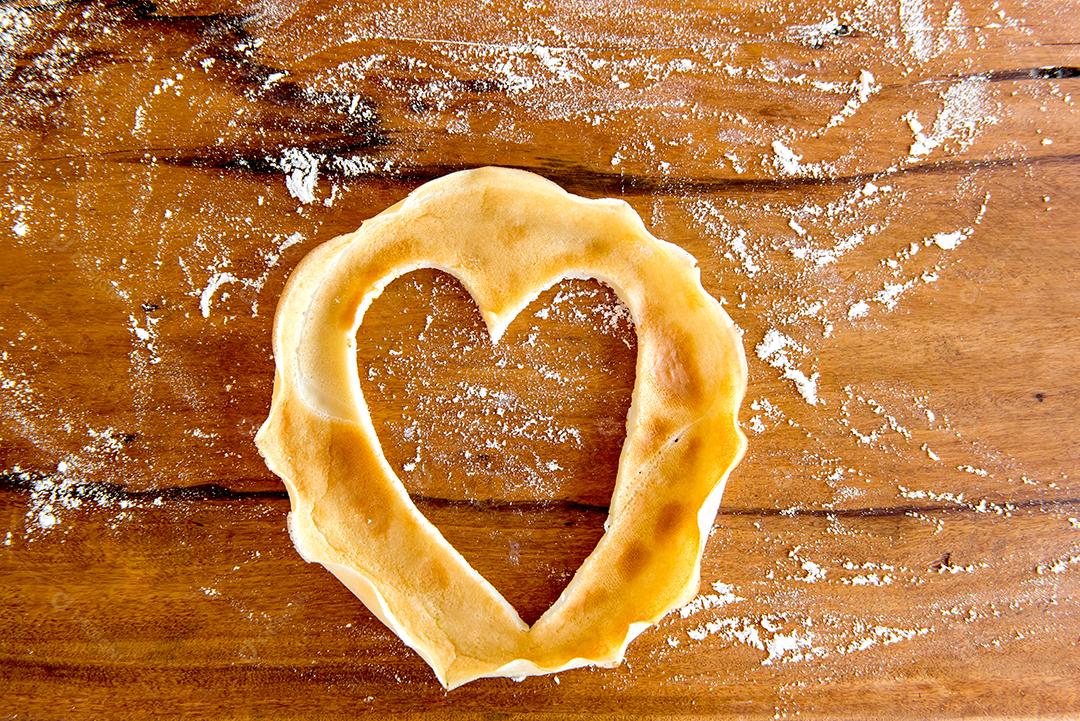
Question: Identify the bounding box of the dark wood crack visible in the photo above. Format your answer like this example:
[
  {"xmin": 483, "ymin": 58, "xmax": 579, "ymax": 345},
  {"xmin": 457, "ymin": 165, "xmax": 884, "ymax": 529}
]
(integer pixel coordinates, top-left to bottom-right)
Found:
[
  {"xmin": 2, "ymin": 471, "xmax": 1077, "ymax": 519},
  {"xmin": 36, "ymin": 150, "xmax": 1064, "ymax": 198}
]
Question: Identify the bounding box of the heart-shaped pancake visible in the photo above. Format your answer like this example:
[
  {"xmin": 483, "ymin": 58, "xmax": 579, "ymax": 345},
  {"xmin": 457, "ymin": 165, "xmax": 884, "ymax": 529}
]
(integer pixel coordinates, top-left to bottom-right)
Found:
[{"xmin": 256, "ymin": 167, "xmax": 747, "ymax": 689}]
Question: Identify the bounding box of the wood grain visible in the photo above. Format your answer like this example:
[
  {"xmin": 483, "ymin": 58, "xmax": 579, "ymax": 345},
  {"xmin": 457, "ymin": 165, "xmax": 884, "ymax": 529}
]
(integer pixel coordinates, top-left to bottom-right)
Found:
[{"xmin": 1, "ymin": 0, "xmax": 1079, "ymax": 718}]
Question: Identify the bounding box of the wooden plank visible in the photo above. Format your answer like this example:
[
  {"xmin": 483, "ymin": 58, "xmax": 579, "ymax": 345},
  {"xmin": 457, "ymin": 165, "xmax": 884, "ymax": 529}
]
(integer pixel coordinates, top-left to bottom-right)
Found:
[{"xmin": 1, "ymin": 0, "xmax": 1078, "ymax": 717}]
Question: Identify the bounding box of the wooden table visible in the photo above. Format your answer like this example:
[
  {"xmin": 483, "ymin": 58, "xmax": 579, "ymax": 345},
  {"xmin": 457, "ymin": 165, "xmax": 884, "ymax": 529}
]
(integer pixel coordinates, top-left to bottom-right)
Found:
[{"xmin": 2, "ymin": 0, "xmax": 1078, "ymax": 718}]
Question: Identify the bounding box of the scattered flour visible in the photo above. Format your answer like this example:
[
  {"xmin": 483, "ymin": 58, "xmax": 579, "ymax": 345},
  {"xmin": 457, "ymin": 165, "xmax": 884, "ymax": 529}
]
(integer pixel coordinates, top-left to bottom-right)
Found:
[
  {"xmin": 755, "ymin": 330, "xmax": 820, "ymax": 406},
  {"xmin": 899, "ymin": 0, "xmax": 935, "ymax": 62},
  {"xmin": 13, "ymin": 426, "xmax": 168, "ymax": 537},
  {"xmin": 277, "ymin": 147, "xmax": 321, "ymax": 204},
  {"xmin": 846, "ymin": 226, "xmax": 971, "ymax": 320},
  {"xmin": 847, "ymin": 301, "xmax": 870, "ymax": 320},
  {"xmin": 199, "ymin": 272, "xmax": 240, "ymax": 319},
  {"xmin": 818, "ymin": 70, "xmax": 880, "ymax": 134},
  {"xmin": 1035, "ymin": 553, "xmax": 1080, "ymax": 575},
  {"xmin": 930, "ymin": 229, "xmax": 967, "ymax": 250},
  {"xmin": 678, "ymin": 581, "xmax": 743, "ymax": 618},
  {"xmin": 274, "ymin": 148, "xmax": 390, "ymax": 205},
  {"xmin": 906, "ymin": 77, "xmax": 994, "ymax": 159},
  {"xmin": 787, "ymin": 18, "xmax": 847, "ymax": 49},
  {"xmin": 770, "ymin": 140, "xmax": 835, "ymax": 178},
  {"xmin": 196, "ymin": 232, "xmax": 304, "ymax": 318},
  {"xmin": 790, "ymin": 546, "xmax": 828, "ymax": 583}
]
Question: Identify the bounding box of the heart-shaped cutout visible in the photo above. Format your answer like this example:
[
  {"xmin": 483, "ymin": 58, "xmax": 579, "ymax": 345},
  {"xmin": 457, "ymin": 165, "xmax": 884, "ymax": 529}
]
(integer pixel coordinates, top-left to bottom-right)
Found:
[
  {"xmin": 256, "ymin": 167, "xmax": 747, "ymax": 688},
  {"xmin": 357, "ymin": 269, "xmax": 637, "ymax": 625}
]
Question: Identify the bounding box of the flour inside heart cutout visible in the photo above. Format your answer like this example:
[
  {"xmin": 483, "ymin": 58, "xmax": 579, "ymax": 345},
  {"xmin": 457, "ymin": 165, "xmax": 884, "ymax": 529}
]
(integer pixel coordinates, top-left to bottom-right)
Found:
[{"xmin": 357, "ymin": 268, "xmax": 638, "ymax": 626}]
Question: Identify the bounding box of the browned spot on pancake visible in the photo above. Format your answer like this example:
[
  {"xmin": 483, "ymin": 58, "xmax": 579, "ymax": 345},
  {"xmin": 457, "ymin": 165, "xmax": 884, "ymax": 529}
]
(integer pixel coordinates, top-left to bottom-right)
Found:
[
  {"xmin": 363, "ymin": 513, "xmax": 389, "ymax": 537},
  {"xmin": 507, "ymin": 221, "xmax": 527, "ymax": 242},
  {"xmin": 653, "ymin": 333, "xmax": 705, "ymax": 403},
  {"xmin": 340, "ymin": 290, "xmax": 366, "ymax": 330},
  {"xmin": 345, "ymin": 260, "xmax": 402, "ymax": 329},
  {"xmin": 619, "ymin": 540, "xmax": 649, "ymax": 579},
  {"xmin": 679, "ymin": 435, "xmax": 702, "ymax": 472},
  {"xmin": 428, "ymin": 558, "xmax": 451, "ymax": 589},
  {"xmin": 654, "ymin": 341, "xmax": 687, "ymax": 393},
  {"xmin": 578, "ymin": 586, "xmax": 608, "ymax": 617},
  {"xmin": 654, "ymin": 500, "xmax": 686, "ymax": 540},
  {"xmin": 586, "ymin": 235, "xmax": 612, "ymax": 258},
  {"xmin": 647, "ymin": 417, "xmax": 674, "ymax": 446}
]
